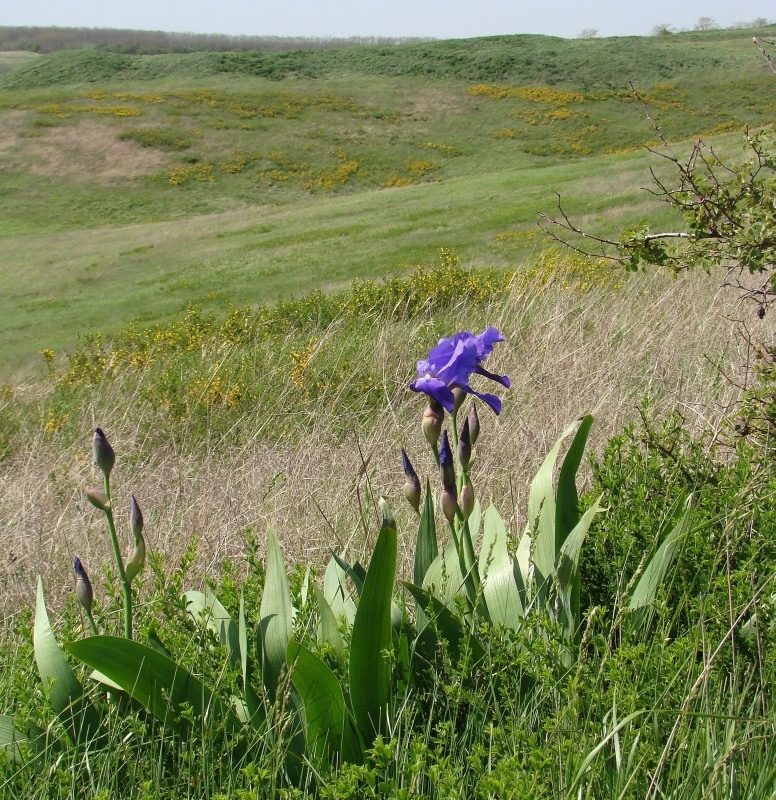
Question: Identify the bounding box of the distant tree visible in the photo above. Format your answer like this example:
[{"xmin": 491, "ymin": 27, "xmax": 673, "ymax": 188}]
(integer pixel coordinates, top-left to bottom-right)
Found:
[
  {"xmin": 694, "ymin": 16, "xmax": 717, "ymax": 31},
  {"xmin": 577, "ymin": 29, "xmax": 599, "ymax": 39},
  {"xmin": 752, "ymin": 18, "xmax": 769, "ymax": 27},
  {"xmin": 651, "ymin": 23, "xmax": 675, "ymax": 36}
]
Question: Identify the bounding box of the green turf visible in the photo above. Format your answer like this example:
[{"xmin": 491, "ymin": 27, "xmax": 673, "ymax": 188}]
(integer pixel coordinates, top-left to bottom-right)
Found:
[{"xmin": 0, "ymin": 27, "xmax": 773, "ymax": 380}]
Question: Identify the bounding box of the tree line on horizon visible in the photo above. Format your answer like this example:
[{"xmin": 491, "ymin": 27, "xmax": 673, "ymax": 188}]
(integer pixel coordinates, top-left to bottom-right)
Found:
[{"xmin": 0, "ymin": 25, "xmax": 435, "ymax": 55}]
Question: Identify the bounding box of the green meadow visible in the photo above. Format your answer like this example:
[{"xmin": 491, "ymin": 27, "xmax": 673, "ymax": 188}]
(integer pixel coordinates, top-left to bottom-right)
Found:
[
  {"xmin": 0, "ymin": 26, "xmax": 774, "ymax": 799},
  {"xmin": 1, "ymin": 26, "xmax": 774, "ymax": 379}
]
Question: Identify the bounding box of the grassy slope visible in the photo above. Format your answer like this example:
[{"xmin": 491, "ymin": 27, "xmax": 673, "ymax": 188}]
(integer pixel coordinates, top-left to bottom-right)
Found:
[{"xmin": 0, "ymin": 27, "xmax": 773, "ymax": 380}]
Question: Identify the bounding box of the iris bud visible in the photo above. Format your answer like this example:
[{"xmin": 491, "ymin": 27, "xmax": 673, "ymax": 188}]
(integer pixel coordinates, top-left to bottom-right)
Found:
[
  {"xmin": 468, "ymin": 403, "xmax": 480, "ymax": 446},
  {"xmin": 401, "ymin": 448, "xmax": 422, "ymax": 512},
  {"xmin": 84, "ymin": 486, "xmax": 110, "ymax": 511},
  {"xmin": 439, "ymin": 431, "xmax": 458, "ymax": 522},
  {"xmin": 458, "ymin": 417, "xmax": 472, "ymax": 471},
  {"xmin": 126, "ymin": 536, "xmax": 146, "ymax": 582},
  {"xmin": 130, "ymin": 494, "xmax": 144, "ymax": 539},
  {"xmin": 439, "ymin": 430, "xmax": 457, "ymax": 494},
  {"xmin": 93, "ymin": 427, "xmax": 115, "ymax": 478},
  {"xmin": 452, "ymin": 387, "xmax": 466, "ymax": 417},
  {"xmin": 441, "ymin": 488, "xmax": 458, "ymax": 523},
  {"xmin": 73, "ymin": 557, "xmax": 93, "ymax": 614},
  {"xmin": 421, "ymin": 399, "xmax": 444, "ymax": 449},
  {"xmin": 460, "ymin": 478, "xmax": 475, "ymax": 519}
]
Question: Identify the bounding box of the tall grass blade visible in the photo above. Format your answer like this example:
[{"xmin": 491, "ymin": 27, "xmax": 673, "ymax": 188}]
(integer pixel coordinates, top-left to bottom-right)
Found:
[
  {"xmin": 259, "ymin": 526, "xmax": 295, "ymax": 703},
  {"xmin": 238, "ymin": 590, "xmax": 263, "ymax": 724},
  {"xmin": 628, "ymin": 495, "xmax": 694, "ymax": 635},
  {"xmin": 287, "ymin": 640, "xmax": 362, "ymax": 764},
  {"xmin": 323, "ymin": 552, "xmax": 357, "ymax": 630},
  {"xmin": 34, "ymin": 577, "xmax": 100, "ymax": 745},
  {"xmin": 184, "ymin": 589, "xmax": 240, "ymax": 663},
  {"xmin": 414, "ymin": 479, "xmax": 437, "ymax": 587},
  {"xmin": 555, "ymin": 495, "xmax": 605, "ymax": 641},
  {"xmin": 66, "ymin": 635, "xmax": 240, "ymax": 730},
  {"xmin": 349, "ymin": 507, "xmax": 397, "ymax": 744},
  {"xmin": 479, "ymin": 504, "xmax": 523, "ymax": 628},
  {"xmin": 313, "ymin": 583, "xmax": 345, "ymax": 662},
  {"xmin": 556, "ymin": 414, "xmax": 594, "ymax": 548},
  {"xmin": 528, "ymin": 418, "xmax": 583, "ymax": 603}
]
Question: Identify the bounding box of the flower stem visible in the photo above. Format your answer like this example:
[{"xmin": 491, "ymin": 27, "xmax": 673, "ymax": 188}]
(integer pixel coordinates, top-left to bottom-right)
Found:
[
  {"xmin": 102, "ymin": 474, "xmax": 133, "ymax": 640},
  {"xmin": 86, "ymin": 609, "xmax": 99, "ymax": 637}
]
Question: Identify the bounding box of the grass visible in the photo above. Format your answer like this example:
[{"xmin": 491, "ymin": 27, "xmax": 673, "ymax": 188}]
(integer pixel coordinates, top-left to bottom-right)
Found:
[
  {"xmin": 0, "ymin": 264, "xmax": 772, "ymax": 796},
  {"xmin": 0, "ymin": 30, "xmax": 773, "ymax": 798},
  {"xmin": 0, "ymin": 27, "xmax": 774, "ymax": 379}
]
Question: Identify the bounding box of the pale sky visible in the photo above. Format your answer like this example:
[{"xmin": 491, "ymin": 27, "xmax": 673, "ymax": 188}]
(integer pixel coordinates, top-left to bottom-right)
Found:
[{"xmin": 1, "ymin": 0, "xmax": 773, "ymax": 41}]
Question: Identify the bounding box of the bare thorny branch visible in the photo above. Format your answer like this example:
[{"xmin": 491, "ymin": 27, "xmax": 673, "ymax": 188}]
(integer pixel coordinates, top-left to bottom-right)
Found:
[{"xmin": 538, "ymin": 37, "xmax": 775, "ymax": 316}]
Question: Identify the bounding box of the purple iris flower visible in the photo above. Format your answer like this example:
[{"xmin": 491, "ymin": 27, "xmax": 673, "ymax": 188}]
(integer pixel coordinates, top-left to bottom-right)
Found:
[{"xmin": 410, "ymin": 327, "xmax": 510, "ymax": 414}]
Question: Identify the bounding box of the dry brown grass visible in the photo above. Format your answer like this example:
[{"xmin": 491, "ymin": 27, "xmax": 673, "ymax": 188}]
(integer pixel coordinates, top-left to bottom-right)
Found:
[
  {"xmin": 1, "ymin": 268, "xmax": 772, "ymax": 622},
  {"xmin": 24, "ymin": 120, "xmax": 167, "ymax": 182}
]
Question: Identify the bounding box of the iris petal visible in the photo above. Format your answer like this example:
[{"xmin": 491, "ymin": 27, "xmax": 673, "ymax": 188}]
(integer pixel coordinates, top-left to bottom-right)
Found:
[
  {"xmin": 410, "ymin": 375, "xmax": 456, "ymax": 412},
  {"xmin": 411, "ymin": 327, "xmax": 509, "ymax": 415},
  {"xmin": 475, "ymin": 365, "xmax": 511, "ymax": 389}
]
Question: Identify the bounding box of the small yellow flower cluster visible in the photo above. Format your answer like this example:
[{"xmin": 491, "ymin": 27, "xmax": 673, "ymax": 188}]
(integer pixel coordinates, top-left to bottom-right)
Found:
[
  {"xmin": 221, "ymin": 155, "xmax": 247, "ymax": 174},
  {"xmin": 512, "ymin": 250, "xmax": 623, "ymax": 293},
  {"xmin": 36, "ymin": 103, "xmax": 142, "ymax": 118},
  {"xmin": 469, "ymin": 84, "xmax": 519, "ymax": 100},
  {"xmin": 81, "ymin": 90, "xmax": 165, "ymax": 104},
  {"xmin": 419, "ymin": 141, "xmax": 461, "ymax": 156},
  {"xmin": 220, "ymin": 307, "xmax": 255, "ymax": 344},
  {"xmin": 61, "ymin": 333, "xmax": 107, "ymax": 387},
  {"xmin": 167, "ymin": 163, "xmax": 214, "ymax": 186},
  {"xmin": 185, "ymin": 375, "xmax": 243, "ymax": 410},
  {"xmin": 259, "ymin": 150, "xmax": 360, "ymax": 192},
  {"xmin": 383, "ymin": 176, "xmax": 417, "ymax": 188},
  {"xmin": 289, "ymin": 344, "xmax": 315, "ymax": 390},
  {"xmin": 44, "ymin": 410, "xmax": 69, "ymax": 434},
  {"xmin": 469, "ymin": 84, "xmax": 586, "ymax": 105},
  {"xmin": 494, "ymin": 230, "xmax": 539, "ymax": 243},
  {"xmin": 407, "ymin": 159, "xmax": 440, "ymax": 177},
  {"xmin": 516, "ymin": 86, "xmax": 586, "ymax": 105}
]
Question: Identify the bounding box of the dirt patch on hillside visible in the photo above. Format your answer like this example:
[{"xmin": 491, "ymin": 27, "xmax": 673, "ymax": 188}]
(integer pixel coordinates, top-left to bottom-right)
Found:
[
  {"xmin": 23, "ymin": 120, "xmax": 167, "ymax": 182},
  {"xmin": 0, "ymin": 110, "xmax": 29, "ymax": 156}
]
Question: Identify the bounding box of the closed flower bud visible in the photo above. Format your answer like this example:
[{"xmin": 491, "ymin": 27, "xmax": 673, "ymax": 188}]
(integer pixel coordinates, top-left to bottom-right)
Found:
[
  {"xmin": 126, "ymin": 536, "xmax": 146, "ymax": 582},
  {"xmin": 458, "ymin": 417, "xmax": 472, "ymax": 472},
  {"xmin": 468, "ymin": 402, "xmax": 480, "ymax": 446},
  {"xmin": 130, "ymin": 494, "xmax": 144, "ymax": 540},
  {"xmin": 439, "ymin": 430, "xmax": 456, "ymax": 494},
  {"xmin": 84, "ymin": 486, "xmax": 110, "ymax": 511},
  {"xmin": 452, "ymin": 387, "xmax": 466, "ymax": 417},
  {"xmin": 74, "ymin": 556, "xmax": 93, "ymax": 615},
  {"xmin": 421, "ymin": 399, "xmax": 444, "ymax": 450},
  {"xmin": 460, "ymin": 478, "xmax": 475, "ymax": 519},
  {"xmin": 401, "ymin": 448, "xmax": 422, "ymax": 512},
  {"xmin": 441, "ymin": 487, "xmax": 458, "ymax": 523},
  {"xmin": 93, "ymin": 427, "xmax": 115, "ymax": 478}
]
